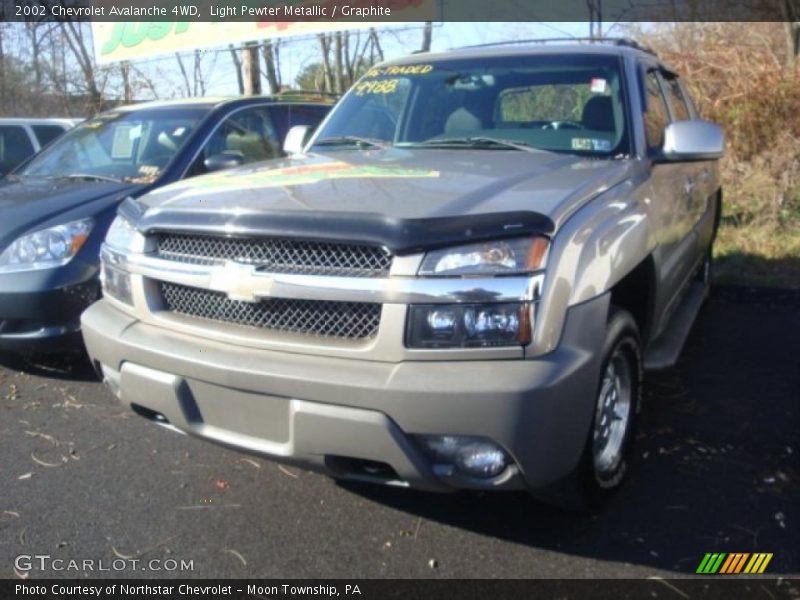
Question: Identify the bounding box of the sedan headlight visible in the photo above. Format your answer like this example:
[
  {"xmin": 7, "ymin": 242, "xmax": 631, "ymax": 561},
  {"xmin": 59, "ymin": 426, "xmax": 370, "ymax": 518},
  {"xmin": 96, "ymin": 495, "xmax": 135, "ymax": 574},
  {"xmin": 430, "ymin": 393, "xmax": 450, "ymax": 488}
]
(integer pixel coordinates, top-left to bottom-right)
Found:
[
  {"xmin": 105, "ymin": 214, "xmax": 146, "ymax": 252},
  {"xmin": 419, "ymin": 237, "xmax": 548, "ymax": 276},
  {"xmin": 0, "ymin": 218, "xmax": 93, "ymax": 274}
]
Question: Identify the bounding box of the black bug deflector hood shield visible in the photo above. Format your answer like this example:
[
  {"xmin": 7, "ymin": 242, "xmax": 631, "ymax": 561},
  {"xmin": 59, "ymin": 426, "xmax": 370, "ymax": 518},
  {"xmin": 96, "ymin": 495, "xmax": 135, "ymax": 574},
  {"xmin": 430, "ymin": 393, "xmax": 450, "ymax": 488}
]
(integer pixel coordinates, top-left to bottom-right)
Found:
[{"xmin": 133, "ymin": 209, "xmax": 555, "ymax": 255}]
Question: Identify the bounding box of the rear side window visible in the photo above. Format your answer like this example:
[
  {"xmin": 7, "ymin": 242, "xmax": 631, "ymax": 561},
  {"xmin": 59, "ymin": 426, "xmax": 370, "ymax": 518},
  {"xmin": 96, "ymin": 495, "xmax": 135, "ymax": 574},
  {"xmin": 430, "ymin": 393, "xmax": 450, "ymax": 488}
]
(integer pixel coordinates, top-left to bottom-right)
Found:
[
  {"xmin": 190, "ymin": 106, "xmax": 281, "ymax": 176},
  {"xmin": 0, "ymin": 125, "xmax": 34, "ymax": 174},
  {"xmin": 32, "ymin": 124, "xmax": 68, "ymax": 147},
  {"xmin": 664, "ymin": 77, "xmax": 691, "ymax": 122},
  {"xmin": 269, "ymin": 104, "xmax": 333, "ymax": 144},
  {"xmin": 643, "ymin": 71, "xmax": 669, "ymax": 151}
]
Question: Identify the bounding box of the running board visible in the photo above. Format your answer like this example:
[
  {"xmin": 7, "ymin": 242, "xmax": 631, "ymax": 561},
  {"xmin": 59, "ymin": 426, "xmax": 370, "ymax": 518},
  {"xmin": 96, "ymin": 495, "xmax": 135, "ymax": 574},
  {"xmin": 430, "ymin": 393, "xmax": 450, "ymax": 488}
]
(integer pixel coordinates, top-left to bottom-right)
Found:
[{"xmin": 644, "ymin": 282, "xmax": 708, "ymax": 371}]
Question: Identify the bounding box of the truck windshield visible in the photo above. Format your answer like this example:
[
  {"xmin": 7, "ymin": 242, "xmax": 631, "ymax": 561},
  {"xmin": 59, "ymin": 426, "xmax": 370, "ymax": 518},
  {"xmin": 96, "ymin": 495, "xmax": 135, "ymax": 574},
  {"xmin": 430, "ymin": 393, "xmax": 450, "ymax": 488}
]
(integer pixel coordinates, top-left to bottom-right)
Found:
[
  {"xmin": 312, "ymin": 53, "xmax": 630, "ymax": 158},
  {"xmin": 18, "ymin": 107, "xmax": 207, "ymax": 183}
]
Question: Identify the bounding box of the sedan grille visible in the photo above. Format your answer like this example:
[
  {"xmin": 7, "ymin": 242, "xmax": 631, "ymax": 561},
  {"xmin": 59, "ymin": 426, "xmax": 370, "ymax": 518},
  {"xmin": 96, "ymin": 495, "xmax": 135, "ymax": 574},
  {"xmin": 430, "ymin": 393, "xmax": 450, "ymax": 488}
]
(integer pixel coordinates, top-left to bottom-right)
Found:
[
  {"xmin": 156, "ymin": 234, "xmax": 392, "ymax": 278},
  {"xmin": 159, "ymin": 282, "xmax": 381, "ymax": 340}
]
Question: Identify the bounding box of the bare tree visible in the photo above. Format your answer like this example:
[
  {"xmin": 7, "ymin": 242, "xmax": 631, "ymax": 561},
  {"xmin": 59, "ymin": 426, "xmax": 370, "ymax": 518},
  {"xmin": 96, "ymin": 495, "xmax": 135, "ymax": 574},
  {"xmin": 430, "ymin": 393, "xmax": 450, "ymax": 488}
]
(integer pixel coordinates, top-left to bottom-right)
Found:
[
  {"xmin": 175, "ymin": 53, "xmax": 193, "ymax": 97},
  {"xmin": 59, "ymin": 21, "xmax": 103, "ymax": 110},
  {"xmin": 228, "ymin": 44, "xmax": 244, "ymax": 95}
]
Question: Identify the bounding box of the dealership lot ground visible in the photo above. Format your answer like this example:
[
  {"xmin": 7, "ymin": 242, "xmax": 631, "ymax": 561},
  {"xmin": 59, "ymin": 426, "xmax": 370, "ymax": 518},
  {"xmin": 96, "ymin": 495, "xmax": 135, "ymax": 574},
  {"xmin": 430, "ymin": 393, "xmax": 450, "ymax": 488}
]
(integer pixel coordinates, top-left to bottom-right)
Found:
[{"xmin": 0, "ymin": 289, "xmax": 797, "ymax": 579}]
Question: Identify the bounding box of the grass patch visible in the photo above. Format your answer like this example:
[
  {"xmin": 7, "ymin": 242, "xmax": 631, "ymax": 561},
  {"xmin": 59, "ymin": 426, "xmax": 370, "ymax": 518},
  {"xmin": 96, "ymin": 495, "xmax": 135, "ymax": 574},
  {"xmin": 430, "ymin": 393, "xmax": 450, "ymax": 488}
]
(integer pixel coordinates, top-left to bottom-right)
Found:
[{"xmin": 713, "ymin": 218, "xmax": 800, "ymax": 289}]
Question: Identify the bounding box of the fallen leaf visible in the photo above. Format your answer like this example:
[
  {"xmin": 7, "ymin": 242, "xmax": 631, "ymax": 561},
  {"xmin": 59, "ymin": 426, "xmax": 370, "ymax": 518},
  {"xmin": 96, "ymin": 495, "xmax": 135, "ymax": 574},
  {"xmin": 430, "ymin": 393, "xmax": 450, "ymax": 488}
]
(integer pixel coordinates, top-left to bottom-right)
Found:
[
  {"xmin": 223, "ymin": 548, "xmax": 247, "ymax": 567},
  {"xmin": 277, "ymin": 465, "xmax": 299, "ymax": 479}
]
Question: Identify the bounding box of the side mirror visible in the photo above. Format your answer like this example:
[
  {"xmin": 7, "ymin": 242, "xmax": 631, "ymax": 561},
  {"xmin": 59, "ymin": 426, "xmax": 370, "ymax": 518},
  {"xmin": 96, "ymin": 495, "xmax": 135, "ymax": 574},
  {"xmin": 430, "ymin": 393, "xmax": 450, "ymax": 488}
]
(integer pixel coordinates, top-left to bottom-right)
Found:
[
  {"xmin": 204, "ymin": 151, "xmax": 245, "ymax": 172},
  {"xmin": 659, "ymin": 120, "xmax": 725, "ymax": 162},
  {"xmin": 283, "ymin": 125, "xmax": 311, "ymax": 156}
]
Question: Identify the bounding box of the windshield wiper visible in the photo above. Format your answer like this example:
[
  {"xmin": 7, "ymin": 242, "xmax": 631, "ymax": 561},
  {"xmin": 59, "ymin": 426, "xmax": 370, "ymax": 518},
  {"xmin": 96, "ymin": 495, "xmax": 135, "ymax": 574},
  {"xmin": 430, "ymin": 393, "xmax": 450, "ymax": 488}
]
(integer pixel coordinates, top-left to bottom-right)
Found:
[
  {"xmin": 414, "ymin": 136, "xmax": 542, "ymax": 153},
  {"xmin": 63, "ymin": 173, "xmax": 123, "ymax": 183},
  {"xmin": 314, "ymin": 136, "xmax": 391, "ymax": 150}
]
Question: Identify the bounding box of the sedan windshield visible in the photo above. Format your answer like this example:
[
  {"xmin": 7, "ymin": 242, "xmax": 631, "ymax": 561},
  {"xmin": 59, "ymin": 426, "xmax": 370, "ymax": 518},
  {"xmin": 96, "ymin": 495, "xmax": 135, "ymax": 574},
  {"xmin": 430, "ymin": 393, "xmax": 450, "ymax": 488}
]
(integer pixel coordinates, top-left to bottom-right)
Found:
[
  {"xmin": 18, "ymin": 107, "xmax": 207, "ymax": 182},
  {"xmin": 312, "ymin": 54, "xmax": 630, "ymax": 158}
]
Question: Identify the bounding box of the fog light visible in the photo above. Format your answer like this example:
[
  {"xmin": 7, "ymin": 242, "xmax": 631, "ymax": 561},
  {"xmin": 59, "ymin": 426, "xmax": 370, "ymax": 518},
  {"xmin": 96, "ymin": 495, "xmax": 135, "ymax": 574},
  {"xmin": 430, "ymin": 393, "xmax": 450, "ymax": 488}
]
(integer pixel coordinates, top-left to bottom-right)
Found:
[
  {"xmin": 455, "ymin": 442, "xmax": 507, "ymax": 478},
  {"xmin": 416, "ymin": 435, "xmax": 509, "ymax": 479}
]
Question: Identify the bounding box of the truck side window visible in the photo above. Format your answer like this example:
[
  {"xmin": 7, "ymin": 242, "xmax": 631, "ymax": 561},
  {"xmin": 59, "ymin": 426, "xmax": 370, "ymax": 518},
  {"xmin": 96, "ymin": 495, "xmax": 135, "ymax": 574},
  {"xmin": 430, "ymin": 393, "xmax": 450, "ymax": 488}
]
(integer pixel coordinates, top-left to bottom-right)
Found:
[
  {"xmin": 0, "ymin": 125, "xmax": 34, "ymax": 174},
  {"xmin": 191, "ymin": 107, "xmax": 280, "ymax": 176},
  {"xmin": 32, "ymin": 124, "xmax": 68, "ymax": 148},
  {"xmin": 664, "ymin": 76, "xmax": 691, "ymax": 122},
  {"xmin": 643, "ymin": 71, "xmax": 669, "ymax": 151}
]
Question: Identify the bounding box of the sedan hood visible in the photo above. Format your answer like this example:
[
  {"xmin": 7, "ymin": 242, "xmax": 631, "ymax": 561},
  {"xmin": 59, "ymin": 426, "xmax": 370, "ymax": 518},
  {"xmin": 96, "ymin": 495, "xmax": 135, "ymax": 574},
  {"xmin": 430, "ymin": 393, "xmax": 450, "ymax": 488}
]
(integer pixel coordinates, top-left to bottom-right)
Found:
[
  {"xmin": 137, "ymin": 149, "xmax": 633, "ymax": 251},
  {"xmin": 0, "ymin": 178, "xmax": 142, "ymax": 250}
]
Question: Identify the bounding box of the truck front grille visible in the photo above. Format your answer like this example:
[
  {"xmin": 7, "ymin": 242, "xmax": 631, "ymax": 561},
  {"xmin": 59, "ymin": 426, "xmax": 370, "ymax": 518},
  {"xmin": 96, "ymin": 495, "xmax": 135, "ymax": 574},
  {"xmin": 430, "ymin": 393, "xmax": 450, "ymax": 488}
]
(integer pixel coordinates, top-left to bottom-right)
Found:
[
  {"xmin": 156, "ymin": 234, "xmax": 392, "ymax": 278},
  {"xmin": 159, "ymin": 282, "xmax": 381, "ymax": 340}
]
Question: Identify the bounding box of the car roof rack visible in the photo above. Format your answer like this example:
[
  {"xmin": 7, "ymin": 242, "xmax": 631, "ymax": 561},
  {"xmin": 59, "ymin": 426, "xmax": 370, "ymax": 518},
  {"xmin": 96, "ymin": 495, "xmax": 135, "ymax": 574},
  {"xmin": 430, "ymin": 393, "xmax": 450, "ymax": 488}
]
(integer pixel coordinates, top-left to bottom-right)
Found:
[{"xmin": 457, "ymin": 37, "xmax": 657, "ymax": 57}]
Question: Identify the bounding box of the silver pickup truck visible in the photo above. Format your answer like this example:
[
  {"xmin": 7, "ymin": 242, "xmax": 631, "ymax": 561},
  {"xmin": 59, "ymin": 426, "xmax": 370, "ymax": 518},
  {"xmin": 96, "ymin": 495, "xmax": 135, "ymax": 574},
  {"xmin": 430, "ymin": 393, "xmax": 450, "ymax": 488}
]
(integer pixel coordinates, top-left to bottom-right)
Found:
[{"xmin": 82, "ymin": 39, "xmax": 723, "ymax": 509}]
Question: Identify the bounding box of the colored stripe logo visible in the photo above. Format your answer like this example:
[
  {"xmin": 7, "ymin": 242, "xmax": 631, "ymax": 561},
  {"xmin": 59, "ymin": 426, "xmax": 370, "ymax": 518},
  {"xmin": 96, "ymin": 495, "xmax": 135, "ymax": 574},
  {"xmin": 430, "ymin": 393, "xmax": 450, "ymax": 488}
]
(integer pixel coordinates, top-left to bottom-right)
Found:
[{"xmin": 697, "ymin": 553, "xmax": 773, "ymax": 574}]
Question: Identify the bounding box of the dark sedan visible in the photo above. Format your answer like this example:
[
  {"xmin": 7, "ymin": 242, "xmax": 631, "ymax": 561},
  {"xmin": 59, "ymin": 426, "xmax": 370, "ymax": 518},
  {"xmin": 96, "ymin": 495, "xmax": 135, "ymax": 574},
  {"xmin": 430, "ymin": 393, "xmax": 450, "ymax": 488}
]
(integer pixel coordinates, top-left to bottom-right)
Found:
[{"xmin": 0, "ymin": 95, "xmax": 333, "ymax": 353}]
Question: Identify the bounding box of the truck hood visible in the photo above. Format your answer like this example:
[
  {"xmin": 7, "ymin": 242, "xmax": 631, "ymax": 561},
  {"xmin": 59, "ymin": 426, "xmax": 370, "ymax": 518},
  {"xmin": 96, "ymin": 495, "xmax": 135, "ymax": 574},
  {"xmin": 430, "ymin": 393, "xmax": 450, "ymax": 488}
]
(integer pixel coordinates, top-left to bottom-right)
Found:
[
  {"xmin": 0, "ymin": 177, "xmax": 142, "ymax": 250},
  {"xmin": 137, "ymin": 149, "xmax": 633, "ymax": 252}
]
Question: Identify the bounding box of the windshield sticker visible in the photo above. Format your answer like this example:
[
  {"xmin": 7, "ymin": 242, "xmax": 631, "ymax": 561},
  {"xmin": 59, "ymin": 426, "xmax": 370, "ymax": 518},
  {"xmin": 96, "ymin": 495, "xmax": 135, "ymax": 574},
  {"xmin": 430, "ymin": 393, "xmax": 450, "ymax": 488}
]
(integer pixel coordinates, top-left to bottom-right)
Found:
[
  {"xmin": 128, "ymin": 124, "xmax": 143, "ymax": 140},
  {"xmin": 138, "ymin": 165, "xmax": 160, "ymax": 176},
  {"xmin": 111, "ymin": 126, "xmax": 134, "ymax": 159},
  {"xmin": 590, "ymin": 78, "xmax": 608, "ymax": 93},
  {"xmin": 353, "ymin": 78, "xmax": 400, "ymax": 96},
  {"xmin": 572, "ymin": 138, "xmax": 612, "ymax": 152},
  {"xmin": 365, "ymin": 64, "xmax": 434, "ymax": 78}
]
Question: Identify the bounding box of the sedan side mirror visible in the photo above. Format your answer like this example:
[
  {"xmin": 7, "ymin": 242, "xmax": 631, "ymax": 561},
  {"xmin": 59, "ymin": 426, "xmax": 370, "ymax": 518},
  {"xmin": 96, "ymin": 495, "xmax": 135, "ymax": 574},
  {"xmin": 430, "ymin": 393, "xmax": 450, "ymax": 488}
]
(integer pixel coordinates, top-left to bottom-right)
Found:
[
  {"xmin": 204, "ymin": 151, "xmax": 245, "ymax": 172},
  {"xmin": 659, "ymin": 120, "xmax": 725, "ymax": 162},
  {"xmin": 283, "ymin": 125, "xmax": 311, "ymax": 156}
]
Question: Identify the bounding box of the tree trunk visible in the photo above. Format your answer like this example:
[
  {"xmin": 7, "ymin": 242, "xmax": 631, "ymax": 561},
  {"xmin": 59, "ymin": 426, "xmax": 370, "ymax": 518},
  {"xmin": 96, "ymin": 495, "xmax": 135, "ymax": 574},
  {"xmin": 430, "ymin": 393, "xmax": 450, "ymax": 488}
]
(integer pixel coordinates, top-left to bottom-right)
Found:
[
  {"xmin": 318, "ymin": 34, "xmax": 333, "ymax": 93},
  {"xmin": 262, "ymin": 41, "xmax": 281, "ymax": 94},
  {"xmin": 420, "ymin": 22, "xmax": 433, "ymax": 53},
  {"xmin": 120, "ymin": 61, "xmax": 132, "ymax": 103},
  {"xmin": 242, "ymin": 43, "xmax": 261, "ymax": 96},
  {"xmin": 175, "ymin": 53, "xmax": 192, "ymax": 97},
  {"xmin": 333, "ymin": 32, "xmax": 344, "ymax": 94},
  {"xmin": 369, "ymin": 28, "xmax": 384, "ymax": 63},
  {"xmin": 229, "ymin": 44, "xmax": 244, "ymax": 94},
  {"xmin": 780, "ymin": 0, "xmax": 799, "ymax": 71},
  {"xmin": 193, "ymin": 50, "xmax": 205, "ymax": 96}
]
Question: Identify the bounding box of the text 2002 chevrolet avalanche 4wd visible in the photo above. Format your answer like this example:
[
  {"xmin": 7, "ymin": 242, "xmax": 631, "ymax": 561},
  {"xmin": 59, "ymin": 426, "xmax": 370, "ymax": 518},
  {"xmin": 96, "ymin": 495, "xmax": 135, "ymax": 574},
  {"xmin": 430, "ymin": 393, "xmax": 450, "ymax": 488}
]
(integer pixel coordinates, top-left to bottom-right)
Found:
[{"xmin": 82, "ymin": 40, "xmax": 724, "ymax": 509}]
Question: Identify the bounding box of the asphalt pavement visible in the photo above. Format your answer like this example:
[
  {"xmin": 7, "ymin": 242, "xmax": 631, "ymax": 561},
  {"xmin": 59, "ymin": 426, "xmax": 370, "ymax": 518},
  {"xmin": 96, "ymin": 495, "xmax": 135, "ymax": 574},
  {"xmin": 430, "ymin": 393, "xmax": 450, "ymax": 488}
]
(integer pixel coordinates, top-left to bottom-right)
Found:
[{"xmin": 0, "ymin": 287, "xmax": 797, "ymax": 580}]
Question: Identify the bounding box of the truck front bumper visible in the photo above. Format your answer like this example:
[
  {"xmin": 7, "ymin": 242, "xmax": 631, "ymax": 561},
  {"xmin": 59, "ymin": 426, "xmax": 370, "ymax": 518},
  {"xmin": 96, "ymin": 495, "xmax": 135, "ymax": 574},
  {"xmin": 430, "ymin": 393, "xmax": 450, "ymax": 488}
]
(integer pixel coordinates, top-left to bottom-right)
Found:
[{"xmin": 81, "ymin": 294, "xmax": 609, "ymax": 493}]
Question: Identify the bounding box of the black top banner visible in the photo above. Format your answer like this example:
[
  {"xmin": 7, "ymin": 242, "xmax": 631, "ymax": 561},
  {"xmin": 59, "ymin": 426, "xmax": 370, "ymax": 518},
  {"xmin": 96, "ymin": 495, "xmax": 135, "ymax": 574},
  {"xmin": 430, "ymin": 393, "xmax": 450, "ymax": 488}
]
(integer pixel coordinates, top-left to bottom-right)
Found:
[{"xmin": 1, "ymin": 0, "xmax": 799, "ymax": 22}]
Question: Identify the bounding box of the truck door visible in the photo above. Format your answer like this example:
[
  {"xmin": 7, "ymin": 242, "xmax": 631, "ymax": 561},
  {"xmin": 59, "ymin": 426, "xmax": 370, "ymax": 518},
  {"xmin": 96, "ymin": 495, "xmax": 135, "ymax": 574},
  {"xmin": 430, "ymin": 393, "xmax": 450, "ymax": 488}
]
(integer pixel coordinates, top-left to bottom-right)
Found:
[{"xmin": 642, "ymin": 68, "xmax": 699, "ymax": 331}]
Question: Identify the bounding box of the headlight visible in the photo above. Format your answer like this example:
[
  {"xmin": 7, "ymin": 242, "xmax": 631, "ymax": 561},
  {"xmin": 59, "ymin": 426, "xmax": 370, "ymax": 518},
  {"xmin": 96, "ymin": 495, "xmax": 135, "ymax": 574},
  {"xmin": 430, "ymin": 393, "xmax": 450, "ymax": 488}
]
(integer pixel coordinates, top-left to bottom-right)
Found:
[
  {"xmin": 406, "ymin": 303, "xmax": 531, "ymax": 348},
  {"xmin": 105, "ymin": 214, "xmax": 145, "ymax": 252},
  {"xmin": 0, "ymin": 218, "xmax": 93, "ymax": 274},
  {"xmin": 419, "ymin": 237, "xmax": 548, "ymax": 276}
]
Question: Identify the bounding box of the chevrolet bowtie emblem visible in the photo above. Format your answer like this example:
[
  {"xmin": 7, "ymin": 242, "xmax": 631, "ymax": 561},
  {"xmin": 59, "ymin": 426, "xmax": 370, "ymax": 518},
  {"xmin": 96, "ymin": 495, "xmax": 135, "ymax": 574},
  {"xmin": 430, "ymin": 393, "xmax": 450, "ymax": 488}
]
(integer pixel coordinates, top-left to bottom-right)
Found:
[{"xmin": 208, "ymin": 261, "xmax": 273, "ymax": 303}]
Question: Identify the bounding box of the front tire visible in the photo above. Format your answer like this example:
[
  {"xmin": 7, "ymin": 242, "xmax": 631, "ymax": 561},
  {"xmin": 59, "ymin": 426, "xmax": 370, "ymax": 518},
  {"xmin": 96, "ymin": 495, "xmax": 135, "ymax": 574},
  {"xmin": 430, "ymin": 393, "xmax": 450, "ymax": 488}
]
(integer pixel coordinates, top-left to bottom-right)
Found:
[{"xmin": 536, "ymin": 307, "xmax": 642, "ymax": 511}]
